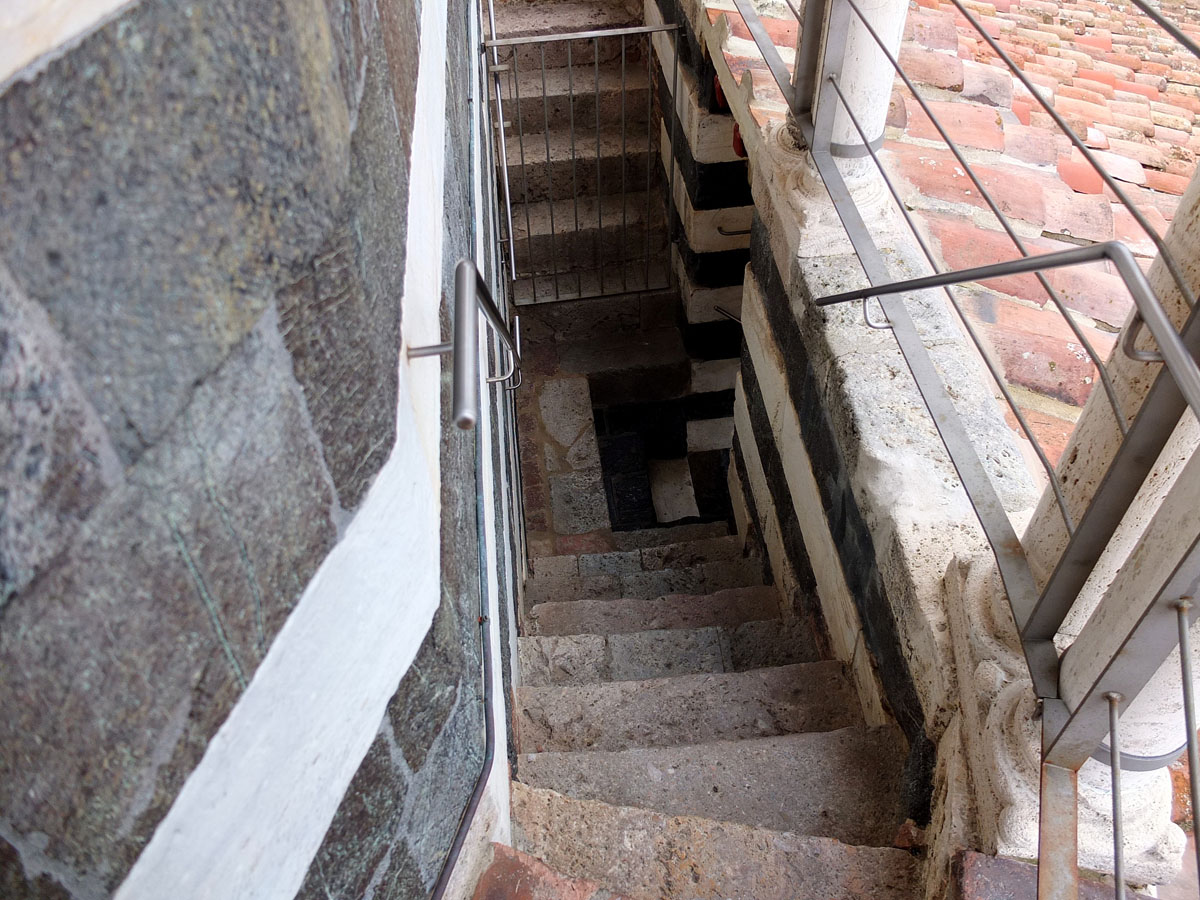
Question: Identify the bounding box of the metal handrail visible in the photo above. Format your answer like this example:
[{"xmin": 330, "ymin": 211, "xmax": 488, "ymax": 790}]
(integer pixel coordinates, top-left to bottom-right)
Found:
[
  {"xmin": 408, "ymin": 259, "xmax": 522, "ymax": 429},
  {"xmin": 483, "ymin": 22, "xmax": 678, "ymax": 48}
]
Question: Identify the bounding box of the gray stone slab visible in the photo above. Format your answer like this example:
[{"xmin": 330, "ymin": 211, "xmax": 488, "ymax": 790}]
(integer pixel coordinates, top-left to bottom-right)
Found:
[
  {"xmin": 610, "ymin": 522, "xmax": 729, "ymax": 550},
  {"xmin": 519, "ymin": 634, "xmax": 611, "ymax": 687},
  {"xmin": 728, "ymin": 618, "xmax": 822, "ymax": 670},
  {"xmin": 515, "ymin": 661, "xmax": 860, "ymax": 753},
  {"xmin": 512, "ymin": 783, "xmax": 919, "ymax": 900},
  {"xmin": 525, "ymin": 573, "xmax": 620, "ymax": 607},
  {"xmin": 537, "ymin": 378, "xmax": 593, "ymax": 449},
  {"xmin": 548, "ymin": 470, "xmax": 610, "ymax": 534},
  {"xmin": 578, "ymin": 549, "xmax": 642, "ymax": 577},
  {"xmin": 518, "ymin": 727, "xmax": 906, "ymax": 845},
  {"xmin": 616, "ymin": 557, "xmax": 765, "ymax": 599},
  {"xmin": 608, "ymin": 628, "xmax": 728, "ymax": 682},
  {"xmin": 527, "ymin": 586, "xmax": 781, "ymax": 636},
  {"xmin": 531, "ymin": 554, "xmax": 579, "ymax": 578},
  {"xmin": 639, "ymin": 535, "xmax": 744, "ymax": 571}
]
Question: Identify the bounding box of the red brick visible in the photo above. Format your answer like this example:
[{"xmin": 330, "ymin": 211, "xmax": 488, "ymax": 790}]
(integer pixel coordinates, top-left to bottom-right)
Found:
[
  {"xmin": 1045, "ymin": 259, "xmax": 1134, "ymax": 327},
  {"xmin": 925, "ymin": 212, "xmax": 1061, "ymax": 298},
  {"xmin": 1054, "ymin": 94, "xmax": 1115, "ymax": 125},
  {"xmin": 1113, "ymin": 203, "xmax": 1168, "ymax": 256},
  {"xmin": 1075, "ymin": 31, "xmax": 1113, "ymax": 52},
  {"xmin": 905, "ymin": 96, "xmax": 1007, "ymax": 149},
  {"xmin": 1091, "ymin": 147, "xmax": 1147, "ymax": 184},
  {"xmin": 1074, "ymin": 68, "xmax": 1117, "ymax": 88},
  {"xmin": 1005, "ymin": 122, "xmax": 1060, "ymax": 164},
  {"xmin": 905, "ymin": 8, "xmax": 960, "ymax": 51},
  {"xmin": 1043, "ymin": 187, "xmax": 1114, "ymax": 242},
  {"xmin": 717, "ymin": 10, "xmax": 798, "ymax": 47},
  {"xmin": 1115, "ymin": 79, "xmax": 1161, "ymax": 101},
  {"xmin": 1056, "ymin": 83, "xmax": 1110, "ymax": 106},
  {"xmin": 887, "ymin": 142, "xmax": 1047, "ymax": 225},
  {"xmin": 1105, "ymin": 136, "xmax": 1169, "ymax": 169},
  {"xmin": 1002, "ymin": 404, "xmax": 1077, "ymax": 465},
  {"xmin": 899, "ymin": 45, "xmax": 966, "ymax": 90},
  {"xmin": 960, "ymin": 291, "xmax": 1114, "ymax": 406},
  {"xmin": 1144, "ymin": 168, "xmax": 1192, "ymax": 194},
  {"xmin": 1058, "ymin": 149, "xmax": 1106, "ymax": 193}
]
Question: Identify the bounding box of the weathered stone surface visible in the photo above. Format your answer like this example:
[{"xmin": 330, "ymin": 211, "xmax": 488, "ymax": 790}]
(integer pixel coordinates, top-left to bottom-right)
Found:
[
  {"xmin": 525, "ymin": 572, "xmax": 621, "ymax": 607},
  {"xmin": 519, "ymin": 634, "xmax": 612, "ymax": 687},
  {"xmin": 0, "ymin": 313, "xmax": 338, "ymax": 888},
  {"xmin": 294, "ymin": 729, "xmax": 408, "ymax": 900},
  {"xmin": 609, "ymin": 521, "xmax": 728, "ymax": 550},
  {"xmin": 953, "ymin": 849, "xmax": 1153, "ymax": 900},
  {"xmin": 515, "ymin": 662, "xmax": 860, "ymax": 753},
  {"xmin": 607, "ymin": 628, "xmax": 729, "ymax": 681},
  {"xmin": 527, "ymin": 586, "xmax": 781, "ymax": 637},
  {"xmin": 616, "ymin": 557, "xmax": 765, "ymax": 599},
  {"xmin": 648, "ymin": 457, "xmax": 700, "ymax": 522},
  {"xmin": 0, "ymin": 837, "xmax": 73, "ymax": 900},
  {"xmin": 512, "ymin": 784, "xmax": 920, "ymax": 900},
  {"xmin": 0, "ymin": 266, "xmax": 120, "ymax": 603},
  {"xmin": 0, "ymin": 0, "xmax": 353, "ymax": 461},
  {"xmin": 538, "ymin": 378, "xmax": 595, "ymax": 448},
  {"xmin": 577, "ymin": 549, "xmax": 642, "ymax": 577},
  {"xmin": 388, "ymin": 601, "xmax": 471, "ymax": 772},
  {"xmin": 519, "ymin": 727, "xmax": 906, "ymax": 845},
  {"xmin": 549, "ymin": 471, "xmax": 610, "ymax": 534},
  {"xmin": 472, "ymin": 843, "xmax": 632, "ymax": 900},
  {"xmin": 639, "ymin": 535, "xmax": 744, "ymax": 570}
]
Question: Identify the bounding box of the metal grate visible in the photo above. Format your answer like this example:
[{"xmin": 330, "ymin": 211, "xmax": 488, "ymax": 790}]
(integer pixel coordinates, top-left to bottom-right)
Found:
[
  {"xmin": 727, "ymin": 0, "xmax": 1200, "ymax": 894},
  {"xmin": 483, "ymin": 22, "xmax": 680, "ymax": 305}
]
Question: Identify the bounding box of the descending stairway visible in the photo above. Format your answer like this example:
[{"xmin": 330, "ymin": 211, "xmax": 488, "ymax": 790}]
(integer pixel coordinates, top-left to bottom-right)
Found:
[
  {"xmin": 489, "ymin": 527, "xmax": 920, "ymax": 899},
  {"xmin": 491, "ymin": 0, "xmax": 671, "ymax": 303}
]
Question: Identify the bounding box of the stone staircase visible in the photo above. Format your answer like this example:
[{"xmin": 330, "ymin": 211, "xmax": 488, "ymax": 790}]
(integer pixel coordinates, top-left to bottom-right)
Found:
[
  {"xmin": 492, "ymin": 0, "xmax": 671, "ymax": 304},
  {"xmin": 485, "ymin": 527, "xmax": 921, "ymax": 899}
]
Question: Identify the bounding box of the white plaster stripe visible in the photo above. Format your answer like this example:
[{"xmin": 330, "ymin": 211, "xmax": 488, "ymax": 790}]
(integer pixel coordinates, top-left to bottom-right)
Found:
[{"xmin": 115, "ymin": 0, "xmax": 450, "ymax": 896}]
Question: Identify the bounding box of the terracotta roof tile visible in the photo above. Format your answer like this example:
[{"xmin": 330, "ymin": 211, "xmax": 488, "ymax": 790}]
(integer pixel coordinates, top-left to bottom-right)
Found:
[
  {"xmin": 905, "ymin": 95, "xmax": 1008, "ymax": 148},
  {"xmin": 1144, "ymin": 167, "xmax": 1191, "ymax": 193},
  {"xmin": 900, "ymin": 45, "xmax": 967, "ymax": 90}
]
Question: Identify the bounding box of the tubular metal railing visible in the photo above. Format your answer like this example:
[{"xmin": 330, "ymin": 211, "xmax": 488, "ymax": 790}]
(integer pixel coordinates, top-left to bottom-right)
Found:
[
  {"xmin": 483, "ymin": 22, "xmax": 680, "ymax": 304},
  {"xmin": 409, "ymin": 259, "xmax": 522, "ymax": 429},
  {"xmin": 724, "ymin": 0, "xmax": 1200, "ymax": 894}
]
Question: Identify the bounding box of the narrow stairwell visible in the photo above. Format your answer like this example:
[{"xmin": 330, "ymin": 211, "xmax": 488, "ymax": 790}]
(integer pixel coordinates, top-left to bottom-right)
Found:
[
  {"xmin": 491, "ymin": 0, "xmax": 671, "ymax": 303},
  {"xmin": 488, "ymin": 527, "xmax": 920, "ymax": 898}
]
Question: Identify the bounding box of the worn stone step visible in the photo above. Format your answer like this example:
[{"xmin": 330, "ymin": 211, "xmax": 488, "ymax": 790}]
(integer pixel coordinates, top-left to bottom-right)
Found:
[
  {"xmin": 531, "ymin": 535, "xmax": 747, "ymax": 580},
  {"xmin": 504, "ymin": 127, "xmax": 655, "ymax": 203},
  {"xmin": 513, "ymin": 260, "xmax": 671, "ymax": 305},
  {"xmin": 515, "ymin": 661, "xmax": 859, "ymax": 753},
  {"xmin": 517, "ymin": 727, "xmax": 905, "ymax": 845},
  {"xmin": 511, "ymin": 190, "xmax": 667, "ymax": 277},
  {"xmin": 511, "ymin": 783, "xmax": 920, "ymax": 900},
  {"xmin": 492, "ymin": 2, "xmax": 646, "ymax": 70},
  {"xmin": 527, "ymin": 585, "xmax": 781, "ymax": 636},
  {"xmin": 610, "ymin": 521, "xmax": 730, "ymax": 549},
  {"xmin": 471, "ymin": 842, "xmax": 633, "ymax": 900},
  {"xmin": 500, "ymin": 61, "xmax": 651, "ymax": 134},
  {"xmin": 517, "ymin": 621, "xmax": 821, "ymax": 687},
  {"xmin": 525, "ymin": 555, "xmax": 767, "ymax": 607}
]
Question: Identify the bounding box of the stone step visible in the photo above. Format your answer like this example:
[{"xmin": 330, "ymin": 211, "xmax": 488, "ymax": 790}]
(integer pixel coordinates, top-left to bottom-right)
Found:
[
  {"xmin": 517, "ymin": 727, "xmax": 906, "ymax": 846},
  {"xmin": 518, "ymin": 619, "xmax": 821, "ymax": 687},
  {"xmin": 525, "ymin": 554, "xmax": 768, "ymax": 608},
  {"xmin": 500, "ymin": 61, "xmax": 652, "ymax": 135},
  {"xmin": 512, "ymin": 260, "xmax": 671, "ymax": 305},
  {"xmin": 504, "ymin": 126, "xmax": 656, "ymax": 204},
  {"xmin": 471, "ymin": 842, "xmax": 633, "ymax": 900},
  {"xmin": 511, "ymin": 189, "xmax": 667, "ymax": 276},
  {"xmin": 527, "ymin": 585, "xmax": 781, "ymax": 636},
  {"xmin": 492, "ymin": 2, "xmax": 646, "ymax": 70},
  {"xmin": 512, "ymin": 783, "xmax": 920, "ymax": 900},
  {"xmin": 515, "ymin": 661, "xmax": 859, "ymax": 753},
  {"xmin": 530, "ymin": 534, "xmax": 746, "ymax": 581},
  {"xmin": 609, "ymin": 521, "xmax": 729, "ymax": 550}
]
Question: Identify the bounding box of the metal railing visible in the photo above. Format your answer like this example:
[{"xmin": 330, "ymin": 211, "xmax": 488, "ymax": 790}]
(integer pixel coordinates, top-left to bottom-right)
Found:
[
  {"xmin": 409, "ymin": 259, "xmax": 521, "ymax": 429},
  {"xmin": 483, "ymin": 22, "xmax": 681, "ymax": 304},
  {"xmin": 725, "ymin": 0, "xmax": 1200, "ymax": 894}
]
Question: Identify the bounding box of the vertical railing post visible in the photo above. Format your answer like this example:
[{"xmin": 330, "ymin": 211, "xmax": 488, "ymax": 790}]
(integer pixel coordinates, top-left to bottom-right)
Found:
[{"xmin": 809, "ymin": 0, "xmax": 908, "ymax": 168}]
